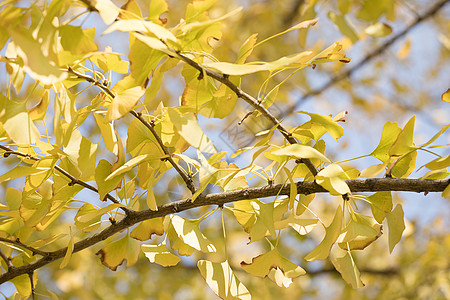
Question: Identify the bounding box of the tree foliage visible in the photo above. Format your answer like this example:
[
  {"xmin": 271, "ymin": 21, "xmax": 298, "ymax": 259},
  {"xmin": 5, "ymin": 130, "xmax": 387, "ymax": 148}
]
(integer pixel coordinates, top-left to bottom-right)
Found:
[{"xmin": 0, "ymin": 0, "xmax": 449, "ymax": 299}]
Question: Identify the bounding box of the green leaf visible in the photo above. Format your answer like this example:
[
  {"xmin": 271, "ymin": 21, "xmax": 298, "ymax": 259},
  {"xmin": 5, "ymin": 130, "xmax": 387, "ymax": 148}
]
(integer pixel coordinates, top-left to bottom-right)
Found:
[
  {"xmin": 142, "ymin": 242, "xmax": 180, "ymax": 267},
  {"xmin": 241, "ymin": 248, "xmax": 305, "ymax": 278},
  {"xmin": 386, "ymin": 204, "xmax": 405, "ymax": 253},
  {"xmin": 96, "ymin": 235, "xmax": 141, "ymax": 271},
  {"xmin": 315, "ymin": 164, "xmax": 350, "ymax": 196},
  {"xmin": 149, "ymin": 0, "xmax": 169, "ymax": 22},
  {"xmin": 59, "ymin": 26, "xmax": 98, "ymax": 54},
  {"xmin": 367, "ymin": 191, "xmax": 392, "ymax": 223},
  {"xmin": 106, "ymin": 86, "xmax": 145, "ymax": 121},
  {"xmin": 331, "ymin": 249, "xmax": 365, "ymax": 288},
  {"xmin": 198, "ymin": 260, "xmax": 251, "ymax": 300},
  {"xmin": 271, "ymin": 144, "xmax": 331, "ymax": 163},
  {"xmin": 304, "ymin": 206, "xmax": 342, "ymax": 261},
  {"xmin": 237, "ymin": 33, "xmax": 258, "ymax": 64},
  {"xmin": 328, "ymin": 12, "xmax": 359, "ymax": 43}
]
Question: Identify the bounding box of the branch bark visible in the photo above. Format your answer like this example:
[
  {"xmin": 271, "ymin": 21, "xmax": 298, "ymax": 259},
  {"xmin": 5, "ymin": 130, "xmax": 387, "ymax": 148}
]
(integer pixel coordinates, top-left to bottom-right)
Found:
[{"xmin": 0, "ymin": 177, "xmax": 447, "ymax": 284}]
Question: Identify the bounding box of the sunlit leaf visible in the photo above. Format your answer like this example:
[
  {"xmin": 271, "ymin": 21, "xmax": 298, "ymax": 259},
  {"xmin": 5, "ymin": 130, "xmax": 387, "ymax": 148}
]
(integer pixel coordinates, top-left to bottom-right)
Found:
[
  {"xmin": 305, "ymin": 206, "xmax": 342, "ymax": 261},
  {"xmin": 60, "ymin": 227, "xmax": 74, "ymax": 269},
  {"xmin": 74, "ymin": 204, "xmax": 101, "ymax": 232},
  {"xmin": 370, "ymin": 121, "xmax": 402, "ymax": 162},
  {"xmin": 95, "ymin": 159, "xmax": 123, "ymax": 200},
  {"xmin": 386, "ymin": 204, "xmax": 405, "ymax": 253},
  {"xmin": 142, "ymin": 242, "xmax": 180, "ymax": 267},
  {"xmin": 165, "ymin": 215, "xmax": 216, "ymax": 253},
  {"xmin": 442, "ymin": 89, "xmax": 450, "ymax": 102},
  {"xmin": 328, "ymin": 12, "xmax": 359, "ymax": 43},
  {"xmin": 337, "ymin": 213, "xmax": 382, "ymax": 250},
  {"xmin": 96, "ymin": 235, "xmax": 141, "ymax": 271},
  {"xmin": 364, "ymin": 22, "xmax": 392, "ymax": 38},
  {"xmin": 315, "ymin": 164, "xmax": 350, "ymax": 196},
  {"xmin": 106, "ymin": 86, "xmax": 145, "ymax": 121},
  {"xmin": 296, "ymin": 111, "xmax": 344, "ymax": 141},
  {"xmin": 331, "ymin": 248, "xmax": 365, "ymax": 288},
  {"xmin": 198, "ymin": 260, "xmax": 251, "ymax": 299},
  {"xmin": 389, "ymin": 116, "xmax": 416, "ymax": 157},
  {"xmin": 241, "ymin": 248, "xmax": 305, "ymax": 279},
  {"xmin": 271, "ymin": 144, "xmax": 331, "ymax": 163},
  {"xmin": 367, "ymin": 191, "xmax": 392, "ymax": 223},
  {"xmin": 130, "ymin": 218, "xmax": 164, "ymax": 241}
]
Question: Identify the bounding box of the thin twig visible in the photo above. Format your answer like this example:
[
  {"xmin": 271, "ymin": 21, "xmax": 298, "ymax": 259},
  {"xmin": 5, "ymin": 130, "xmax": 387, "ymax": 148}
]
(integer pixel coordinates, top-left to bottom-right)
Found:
[
  {"xmin": 129, "ymin": 111, "xmax": 197, "ymax": 194},
  {"xmin": 0, "ymin": 145, "xmax": 127, "ymax": 211},
  {"xmin": 174, "ymin": 51, "xmax": 318, "ymax": 176},
  {"xmin": 0, "ymin": 249, "xmax": 13, "ymax": 271},
  {"xmin": 0, "ymin": 237, "xmax": 50, "ymax": 257},
  {"xmin": 285, "ymin": 0, "xmax": 449, "ymax": 112},
  {"xmin": 0, "ymin": 177, "xmax": 447, "ymax": 284},
  {"xmin": 67, "ymin": 68, "xmax": 197, "ymax": 194}
]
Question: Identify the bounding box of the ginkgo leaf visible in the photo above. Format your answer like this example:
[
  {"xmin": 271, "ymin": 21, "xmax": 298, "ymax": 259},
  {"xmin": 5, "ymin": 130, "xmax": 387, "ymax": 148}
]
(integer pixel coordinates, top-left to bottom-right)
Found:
[
  {"xmin": 248, "ymin": 200, "xmax": 276, "ymax": 243},
  {"xmin": 233, "ymin": 200, "xmax": 256, "ymax": 232},
  {"xmin": 8, "ymin": 27, "xmax": 67, "ymax": 84},
  {"xmin": 328, "ymin": 12, "xmax": 359, "ymax": 43},
  {"xmin": 28, "ymin": 90, "xmax": 50, "ymax": 121},
  {"xmin": 93, "ymin": 0, "xmax": 120, "ymax": 24},
  {"xmin": 142, "ymin": 242, "xmax": 180, "ymax": 267},
  {"xmin": 386, "ymin": 204, "xmax": 405, "ymax": 253},
  {"xmin": 304, "ymin": 206, "xmax": 342, "ymax": 261},
  {"xmin": 373, "ymin": 135, "xmax": 402, "ymax": 169},
  {"xmin": 365, "ymin": 22, "xmax": 392, "ymax": 38},
  {"xmin": 0, "ymin": 166, "xmax": 41, "ymax": 183},
  {"xmin": 389, "ymin": 116, "xmax": 416, "ymax": 157},
  {"xmin": 331, "ymin": 248, "xmax": 365, "ymax": 288},
  {"xmin": 149, "ymin": 0, "xmax": 169, "ymax": 22},
  {"xmin": 360, "ymin": 162, "xmax": 388, "ymax": 178},
  {"xmin": 241, "ymin": 247, "xmax": 305, "ymax": 278},
  {"xmin": 106, "ymin": 86, "xmax": 145, "ymax": 121},
  {"xmin": 203, "ymin": 51, "xmax": 312, "ymax": 75},
  {"xmin": 164, "ymin": 216, "xmax": 196, "ymax": 256},
  {"xmin": 315, "ymin": 164, "xmax": 350, "ymax": 196},
  {"xmin": 237, "ymin": 33, "xmax": 258, "ymax": 64},
  {"xmin": 94, "ymin": 111, "xmax": 119, "ymax": 155},
  {"xmin": 274, "ymin": 215, "xmax": 318, "ymax": 235},
  {"xmin": 442, "ymin": 89, "xmax": 450, "ymax": 102},
  {"xmin": 420, "ymin": 124, "xmax": 450, "ymax": 147},
  {"xmin": 424, "ymin": 155, "xmax": 450, "ymax": 170},
  {"xmin": 0, "ymin": 94, "xmax": 40, "ymax": 144},
  {"xmin": 105, "ymin": 19, "xmax": 177, "ymax": 43},
  {"xmin": 198, "ymin": 260, "xmax": 251, "ymax": 300},
  {"xmin": 74, "ymin": 204, "xmax": 101, "ymax": 232},
  {"xmin": 75, "ymin": 203, "xmax": 123, "ymax": 223},
  {"xmin": 390, "ymin": 151, "xmax": 416, "ymax": 178},
  {"xmin": 165, "ymin": 215, "xmax": 216, "ymax": 253},
  {"xmin": 337, "ymin": 213, "xmax": 382, "ymax": 250},
  {"xmin": 367, "ymin": 191, "xmax": 393, "ymax": 223},
  {"xmin": 296, "ymin": 111, "xmax": 344, "ymax": 141},
  {"xmin": 96, "ymin": 235, "xmax": 141, "ymax": 271},
  {"xmin": 59, "ymin": 26, "xmax": 98, "ymax": 55},
  {"xmin": 168, "ymin": 108, "xmax": 215, "ymax": 153},
  {"xmin": 105, "ymin": 154, "xmax": 154, "ymax": 181},
  {"xmin": 95, "ymin": 159, "xmax": 123, "ymax": 200},
  {"xmin": 60, "ymin": 227, "xmax": 74, "ymax": 269},
  {"xmin": 130, "ymin": 218, "xmax": 164, "ymax": 241},
  {"xmin": 271, "ymin": 144, "xmax": 331, "ymax": 163}
]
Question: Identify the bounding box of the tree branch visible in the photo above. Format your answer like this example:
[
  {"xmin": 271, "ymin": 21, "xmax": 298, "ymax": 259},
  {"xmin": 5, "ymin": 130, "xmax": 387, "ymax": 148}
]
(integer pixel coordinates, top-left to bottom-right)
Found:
[
  {"xmin": 0, "ymin": 248, "xmax": 13, "ymax": 271},
  {"xmin": 67, "ymin": 68, "xmax": 197, "ymax": 194},
  {"xmin": 174, "ymin": 51, "xmax": 318, "ymax": 176},
  {"xmin": 286, "ymin": 0, "xmax": 449, "ymax": 111},
  {"xmin": 0, "ymin": 237, "xmax": 50, "ymax": 257},
  {"xmin": 0, "ymin": 145, "xmax": 127, "ymax": 211},
  {"xmin": 0, "ymin": 177, "xmax": 447, "ymax": 284}
]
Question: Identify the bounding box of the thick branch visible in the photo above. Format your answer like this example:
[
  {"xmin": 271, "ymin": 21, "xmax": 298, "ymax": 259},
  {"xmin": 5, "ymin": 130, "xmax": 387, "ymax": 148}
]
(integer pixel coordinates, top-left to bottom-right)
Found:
[
  {"xmin": 287, "ymin": 0, "xmax": 449, "ymax": 111},
  {"xmin": 0, "ymin": 177, "xmax": 447, "ymax": 284},
  {"xmin": 67, "ymin": 68, "xmax": 197, "ymax": 194},
  {"xmin": 174, "ymin": 52, "xmax": 318, "ymax": 176}
]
